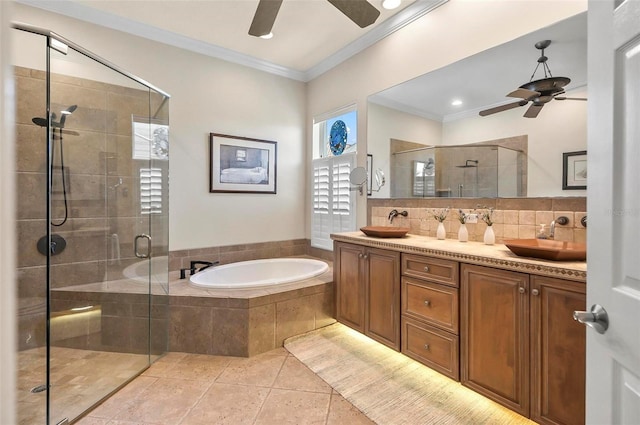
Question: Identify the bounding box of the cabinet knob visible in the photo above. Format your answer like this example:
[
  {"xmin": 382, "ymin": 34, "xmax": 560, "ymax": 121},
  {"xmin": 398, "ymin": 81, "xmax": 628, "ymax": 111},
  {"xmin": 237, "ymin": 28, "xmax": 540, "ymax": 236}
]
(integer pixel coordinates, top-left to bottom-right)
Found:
[
  {"xmin": 363, "ymin": 254, "xmax": 368, "ymax": 259},
  {"xmin": 532, "ymin": 289, "xmax": 540, "ymax": 296},
  {"xmin": 423, "ymin": 344, "xmax": 430, "ymax": 350},
  {"xmin": 519, "ymin": 287, "xmax": 526, "ymax": 294},
  {"xmin": 358, "ymin": 253, "xmax": 363, "ymax": 258},
  {"xmin": 423, "ymin": 266, "xmax": 430, "ymax": 272},
  {"xmin": 423, "ymin": 300, "xmax": 431, "ymax": 306}
]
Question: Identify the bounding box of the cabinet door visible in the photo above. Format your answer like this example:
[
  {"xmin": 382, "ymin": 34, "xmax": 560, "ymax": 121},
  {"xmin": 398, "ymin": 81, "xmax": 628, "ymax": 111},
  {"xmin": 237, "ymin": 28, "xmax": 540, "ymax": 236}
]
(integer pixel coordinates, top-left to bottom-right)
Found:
[
  {"xmin": 365, "ymin": 248, "xmax": 400, "ymax": 350},
  {"xmin": 335, "ymin": 242, "xmax": 366, "ymax": 332},
  {"xmin": 531, "ymin": 276, "xmax": 586, "ymax": 425},
  {"xmin": 461, "ymin": 264, "xmax": 530, "ymax": 417}
]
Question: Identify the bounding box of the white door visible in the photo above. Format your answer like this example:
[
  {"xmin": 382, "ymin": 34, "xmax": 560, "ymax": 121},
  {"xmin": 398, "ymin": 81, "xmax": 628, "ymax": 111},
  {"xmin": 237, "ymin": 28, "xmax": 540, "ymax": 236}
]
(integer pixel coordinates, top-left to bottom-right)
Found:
[{"xmin": 586, "ymin": 0, "xmax": 640, "ymax": 423}]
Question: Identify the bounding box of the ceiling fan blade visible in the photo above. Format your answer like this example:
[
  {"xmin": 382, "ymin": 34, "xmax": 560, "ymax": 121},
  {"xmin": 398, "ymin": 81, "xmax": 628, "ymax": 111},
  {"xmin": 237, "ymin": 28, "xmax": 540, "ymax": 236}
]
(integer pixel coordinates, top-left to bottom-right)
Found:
[
  {"xmin": 326, "ymin": 0, "xmax": 380, "ymax": 28},
  {"xmin": 249, "ymin": 0, "xmax": 283, "ymax": 37},
  {"xmin": 555, "ymin": 96, "xmax": 588, "ymax": 101},
  {"xmin": 524, "ymin": 103, "xmax": 544, "ymax": 118},
  {"xmin": 507, "ymin": 88, "xmax": 541, "ymax": 99},
  {"xmin": 479, "ymin": 100, "xmax": 528, "ymax": 117}
]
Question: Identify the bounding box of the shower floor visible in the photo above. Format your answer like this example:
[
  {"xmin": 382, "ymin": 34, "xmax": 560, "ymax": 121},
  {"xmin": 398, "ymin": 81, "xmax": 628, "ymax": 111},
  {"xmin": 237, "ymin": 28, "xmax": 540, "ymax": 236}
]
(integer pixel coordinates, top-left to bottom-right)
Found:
[{"xmin": 17, "ymin": 346, "xmax": 149, "ymax": 425}]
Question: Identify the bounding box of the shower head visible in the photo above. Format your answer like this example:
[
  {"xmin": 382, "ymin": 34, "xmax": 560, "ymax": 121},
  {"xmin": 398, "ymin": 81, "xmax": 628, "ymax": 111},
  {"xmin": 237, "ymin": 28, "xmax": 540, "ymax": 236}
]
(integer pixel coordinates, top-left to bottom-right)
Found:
[
  {"xmin": 457, "ymin": 160, "xmax": 479, "ymax": 168},
  {"xmin": 31, "ymin": 105, "xmax": 77, "ymax": 128}
]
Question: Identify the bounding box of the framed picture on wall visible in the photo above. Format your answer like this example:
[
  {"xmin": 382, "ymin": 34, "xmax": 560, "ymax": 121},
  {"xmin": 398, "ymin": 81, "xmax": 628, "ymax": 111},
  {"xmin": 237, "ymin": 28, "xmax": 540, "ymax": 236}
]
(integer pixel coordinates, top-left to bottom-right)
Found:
[
  {"xmin": 209, "ymin": 133, "xmax": 277, "ymax": 194},
  {"xmin": 562, "ymin": 150, "xmax": 587, "ymax": 190}
]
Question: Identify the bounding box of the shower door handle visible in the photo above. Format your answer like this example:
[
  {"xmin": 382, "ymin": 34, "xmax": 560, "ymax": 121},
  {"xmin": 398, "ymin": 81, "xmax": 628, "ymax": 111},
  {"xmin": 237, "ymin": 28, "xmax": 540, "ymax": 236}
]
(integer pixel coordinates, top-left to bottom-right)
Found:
[{"xmin": 134, "ymin": 234, "xmax": 152, "ymax": 259}]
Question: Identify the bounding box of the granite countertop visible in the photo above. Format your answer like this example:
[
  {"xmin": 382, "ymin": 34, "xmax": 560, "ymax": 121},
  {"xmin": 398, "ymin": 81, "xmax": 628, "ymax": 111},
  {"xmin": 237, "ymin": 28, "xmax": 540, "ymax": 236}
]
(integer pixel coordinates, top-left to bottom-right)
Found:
[{"xmin": 331, "ymin": 231, "xmax": 586, "ymax": 283}]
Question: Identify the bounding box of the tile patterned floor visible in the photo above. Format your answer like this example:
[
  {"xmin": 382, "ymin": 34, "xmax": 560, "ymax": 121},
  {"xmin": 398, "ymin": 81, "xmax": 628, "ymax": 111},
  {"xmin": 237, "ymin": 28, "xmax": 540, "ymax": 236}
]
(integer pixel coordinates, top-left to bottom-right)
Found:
[{"xmin": 76, "ymin": 348, "xmax": 375, "ymax": 425}]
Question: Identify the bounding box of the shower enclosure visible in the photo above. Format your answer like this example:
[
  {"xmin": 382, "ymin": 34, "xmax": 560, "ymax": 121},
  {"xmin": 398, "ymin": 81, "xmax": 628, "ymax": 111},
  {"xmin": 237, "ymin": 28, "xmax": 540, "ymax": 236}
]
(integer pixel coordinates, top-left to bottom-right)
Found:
[
  {"xmin": 12, "ymin": 24, "xmax": 170, "ymax": 424},
  {"xmin": 391, "ymin": 144, "xmax": 527, "ymax": 198}
]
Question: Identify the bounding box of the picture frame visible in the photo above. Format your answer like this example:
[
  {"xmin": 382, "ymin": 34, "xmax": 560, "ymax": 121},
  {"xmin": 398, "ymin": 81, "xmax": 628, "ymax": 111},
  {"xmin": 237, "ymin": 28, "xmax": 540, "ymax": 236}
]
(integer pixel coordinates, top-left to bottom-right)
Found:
[
  {"xmin": 562, "ymin": 150, "xmax": 587, "ymax": 190},
  {"xmin": 366, "ymin": 154, "xmax": 373, "ymax": 196},
  {"xmin": 209, "ymin": 133, "xmax": 277, "ymax": 194}
]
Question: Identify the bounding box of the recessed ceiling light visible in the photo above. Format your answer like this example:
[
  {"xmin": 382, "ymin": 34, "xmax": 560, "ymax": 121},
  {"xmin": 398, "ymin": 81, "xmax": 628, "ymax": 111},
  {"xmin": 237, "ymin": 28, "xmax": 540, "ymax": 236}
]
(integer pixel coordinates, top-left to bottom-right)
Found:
[
  {"xmin": 382, "ymin": 0, "xmax": 401, "ymax": 10},
  {"xmin": 260, "ymin": 32, "xmax": 274, "ymax": 40},
  {"xmin": 451, "ymin": 99, "xmax": 463, "ymax": 106}
]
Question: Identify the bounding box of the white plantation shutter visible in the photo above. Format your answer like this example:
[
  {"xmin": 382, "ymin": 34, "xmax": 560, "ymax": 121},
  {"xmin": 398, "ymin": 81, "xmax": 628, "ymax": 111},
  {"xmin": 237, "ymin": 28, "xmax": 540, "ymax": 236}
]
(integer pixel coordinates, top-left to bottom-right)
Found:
[
  {"xmin": 311, "ymin": 153, "xmax": 356, "ymax": 250},
  {"xmin": 140, "ymin": 168, "xmax": 162, "ymax": 214}
]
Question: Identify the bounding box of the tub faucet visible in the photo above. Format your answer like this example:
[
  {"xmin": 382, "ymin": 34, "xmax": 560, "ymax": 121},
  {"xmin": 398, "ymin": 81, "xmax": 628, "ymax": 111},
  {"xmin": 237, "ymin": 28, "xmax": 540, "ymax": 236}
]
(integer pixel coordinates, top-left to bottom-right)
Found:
[
  {"xmin": 388, "ymin": 209, "xmax": 408, "ymax": 224},
  {"xmin": 549, "ymin": 216, "xmax": 569, "ymax": 240},
  {"xmin": 180, "ymin": 260, "xmax": 219, "ymax": 279}
]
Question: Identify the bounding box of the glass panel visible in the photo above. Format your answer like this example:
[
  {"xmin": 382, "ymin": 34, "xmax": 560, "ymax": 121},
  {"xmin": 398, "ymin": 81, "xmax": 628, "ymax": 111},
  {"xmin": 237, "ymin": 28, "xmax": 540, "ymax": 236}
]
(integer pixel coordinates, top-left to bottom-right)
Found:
[
  {"xmin": 47, "ymin": 40, "xmax": 154, "ymax": 424},
  {"xmin": 12, "ymin": 28, "xmax": 49, "ymax": 425}
]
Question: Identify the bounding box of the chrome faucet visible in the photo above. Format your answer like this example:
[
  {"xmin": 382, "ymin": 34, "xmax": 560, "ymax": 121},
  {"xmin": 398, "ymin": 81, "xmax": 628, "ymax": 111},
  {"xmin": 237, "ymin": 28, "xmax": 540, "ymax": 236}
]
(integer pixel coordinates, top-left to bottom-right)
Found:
[
  {"xmin": 549, "ymin": 216, "xmax": 569, "ymax": 240},
  {"xmin": 388, "ymin": 209, "xmax": 408, "ymax": 224}
]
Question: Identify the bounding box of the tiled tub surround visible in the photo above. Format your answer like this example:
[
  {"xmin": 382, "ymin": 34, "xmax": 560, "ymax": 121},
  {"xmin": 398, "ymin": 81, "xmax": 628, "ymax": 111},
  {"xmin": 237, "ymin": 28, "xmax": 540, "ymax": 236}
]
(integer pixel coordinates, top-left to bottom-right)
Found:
[
  {"xmin": 369, "ymin": 197, "xmax": 587, "ymax": 244},
  {"xmin": 51, "ymin": 257, "xmax": 334, "ymax": 358},
  {"xmin": 167, "ymin": 260, "xmax": 335, "ymax": 357}
]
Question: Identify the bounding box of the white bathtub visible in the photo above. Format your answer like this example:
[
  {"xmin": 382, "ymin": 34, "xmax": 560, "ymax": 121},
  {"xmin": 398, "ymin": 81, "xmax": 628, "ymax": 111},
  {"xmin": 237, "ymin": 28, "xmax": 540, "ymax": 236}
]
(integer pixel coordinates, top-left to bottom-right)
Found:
[{"xmin": 189, "ymin": 258, "xmax": 329, "ymax": 289}]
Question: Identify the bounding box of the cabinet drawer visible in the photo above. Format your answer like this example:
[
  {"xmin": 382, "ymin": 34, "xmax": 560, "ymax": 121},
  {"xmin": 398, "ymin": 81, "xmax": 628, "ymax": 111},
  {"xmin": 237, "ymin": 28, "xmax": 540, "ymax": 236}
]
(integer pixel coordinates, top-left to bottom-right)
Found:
[
  {"xmin": 402, "ymin": 278, "xmax": 459, "ymax": 334},
  {"xmin": 401, "ymin": 254, "xmax": 459, "ymax": 287},
  {"xmin": 401, "ymin": 317, "xmax": 459, "ymax": 380}
]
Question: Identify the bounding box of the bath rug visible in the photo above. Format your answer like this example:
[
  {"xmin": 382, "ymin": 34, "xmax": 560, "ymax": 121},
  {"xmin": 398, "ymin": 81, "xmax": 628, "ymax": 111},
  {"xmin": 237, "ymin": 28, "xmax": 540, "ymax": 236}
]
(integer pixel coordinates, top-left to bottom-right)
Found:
[{"xmin": 284, "ymin": 323, "xmax": 534, "ymax": 425}]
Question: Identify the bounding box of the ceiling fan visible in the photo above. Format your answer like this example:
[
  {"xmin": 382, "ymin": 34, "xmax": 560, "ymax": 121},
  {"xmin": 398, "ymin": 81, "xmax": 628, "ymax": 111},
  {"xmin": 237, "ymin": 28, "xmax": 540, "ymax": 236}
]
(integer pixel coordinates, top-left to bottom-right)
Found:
[
  {"xmin": 249, "ymin": 0, "xmax": 380, "ymax": 38},
  {"xmin": 479, "ymin": 40, "xmax": 587, "ymax": 118}
]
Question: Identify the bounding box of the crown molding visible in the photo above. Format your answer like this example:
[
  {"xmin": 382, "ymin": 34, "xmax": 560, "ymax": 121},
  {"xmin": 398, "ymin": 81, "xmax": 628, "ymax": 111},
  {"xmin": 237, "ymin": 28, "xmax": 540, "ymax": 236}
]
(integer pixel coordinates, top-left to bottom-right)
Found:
[{"xmin": 15, "ymin": 0, "xmax": 448, "ymax": 83}]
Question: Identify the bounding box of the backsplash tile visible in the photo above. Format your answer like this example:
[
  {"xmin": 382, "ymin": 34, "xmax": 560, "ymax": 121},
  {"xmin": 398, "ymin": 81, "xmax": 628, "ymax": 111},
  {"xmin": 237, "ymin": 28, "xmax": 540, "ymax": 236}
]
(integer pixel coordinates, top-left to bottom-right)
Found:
[{"xmin": 368, "ymin": 198, "xmax": 587, "ymax": 243}]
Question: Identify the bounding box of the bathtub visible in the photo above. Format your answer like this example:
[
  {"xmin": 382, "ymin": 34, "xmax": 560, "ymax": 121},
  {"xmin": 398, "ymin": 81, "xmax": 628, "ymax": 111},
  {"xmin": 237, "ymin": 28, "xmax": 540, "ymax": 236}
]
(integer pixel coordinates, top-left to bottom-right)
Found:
[{"xmin": 189, "ymin": 258, "xmax": 329, "ymax": 289}]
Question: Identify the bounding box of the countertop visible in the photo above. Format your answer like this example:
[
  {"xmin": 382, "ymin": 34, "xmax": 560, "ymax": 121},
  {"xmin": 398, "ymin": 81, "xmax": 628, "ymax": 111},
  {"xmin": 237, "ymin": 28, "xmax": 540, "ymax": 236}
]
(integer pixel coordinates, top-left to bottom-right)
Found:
[{"xmin": 331, "ymin": 231, "xmax": 586, "ymax": 283}]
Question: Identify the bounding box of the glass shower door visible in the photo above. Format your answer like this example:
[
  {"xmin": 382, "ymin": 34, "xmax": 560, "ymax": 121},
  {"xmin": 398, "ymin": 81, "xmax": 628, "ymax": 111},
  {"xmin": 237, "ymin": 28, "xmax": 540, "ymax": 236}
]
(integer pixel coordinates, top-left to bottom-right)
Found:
[{"xmin": 46, "ymin": 40, "xmax": 159, "ymax": 424}]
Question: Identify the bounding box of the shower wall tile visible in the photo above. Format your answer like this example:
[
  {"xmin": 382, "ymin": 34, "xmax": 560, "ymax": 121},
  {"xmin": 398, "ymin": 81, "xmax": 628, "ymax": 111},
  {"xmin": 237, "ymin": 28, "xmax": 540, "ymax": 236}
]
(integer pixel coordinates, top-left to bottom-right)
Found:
[
  {"xmin": 17, "ymin": 173, "xmax": 47, "ymax": 220},
  {"xmin": 16, "ymin": 124, "xmax": 46, "ymax": 172},
  {"xmin": 15, "ymin": 75, "xmax": 46, "ymax": 125}
]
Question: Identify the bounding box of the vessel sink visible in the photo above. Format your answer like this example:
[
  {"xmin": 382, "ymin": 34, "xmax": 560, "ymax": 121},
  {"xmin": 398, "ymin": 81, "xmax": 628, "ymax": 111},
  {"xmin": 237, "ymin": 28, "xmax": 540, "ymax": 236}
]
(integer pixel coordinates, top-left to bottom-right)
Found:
[
  {"xmin": 503, "ymin": 239, "xmax": 586, "ymax": 261},
  {"xmin": 360, "ymin": 226, "xmax": 410, "ymax": 238}
]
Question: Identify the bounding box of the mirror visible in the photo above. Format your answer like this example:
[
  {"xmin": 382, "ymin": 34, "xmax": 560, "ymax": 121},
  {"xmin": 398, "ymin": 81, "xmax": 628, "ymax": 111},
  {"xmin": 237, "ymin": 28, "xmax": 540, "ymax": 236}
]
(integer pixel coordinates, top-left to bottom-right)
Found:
[
  {"xmin": 367, "ymin": 12, "xmax": 587, "ymax": 199},
  {"xmin": 350, "ymin": 166, "xmax": 386, "ymax": 195}
]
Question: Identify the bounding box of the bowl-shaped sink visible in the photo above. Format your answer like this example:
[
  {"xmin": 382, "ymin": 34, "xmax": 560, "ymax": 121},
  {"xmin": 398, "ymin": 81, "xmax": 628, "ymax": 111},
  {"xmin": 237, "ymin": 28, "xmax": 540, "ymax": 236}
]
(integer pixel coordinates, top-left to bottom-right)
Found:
[
  {"xmin": 503, "ymin": 239, "xmax": 586, "ymax": 261},
  {"xmin": 360, "ymin": 226, "xmax": 410, "ymax": 238}
]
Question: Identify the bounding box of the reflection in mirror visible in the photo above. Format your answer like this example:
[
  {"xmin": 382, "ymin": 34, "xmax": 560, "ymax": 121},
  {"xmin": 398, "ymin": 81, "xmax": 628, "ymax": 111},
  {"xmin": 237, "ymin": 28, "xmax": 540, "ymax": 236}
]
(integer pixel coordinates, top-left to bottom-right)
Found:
[
  {"xmin": 367, "ymin": 12, "xmax": 587, "ymax": 199},
  {"xmin": 349, "ymin": 166, "xmax": 367, "ymax": 186}
]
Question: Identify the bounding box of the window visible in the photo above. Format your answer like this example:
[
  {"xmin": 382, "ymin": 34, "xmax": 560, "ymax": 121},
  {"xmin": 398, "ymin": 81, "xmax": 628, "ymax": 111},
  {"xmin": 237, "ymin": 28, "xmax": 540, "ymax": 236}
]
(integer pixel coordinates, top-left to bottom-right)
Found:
[
  {"xmin": 140, "ymin": 168, "xmax": 162, "ymax": 214},
  {"xmin": 311, "ymin": 106, "xmax": 358, "ymax": 250}
]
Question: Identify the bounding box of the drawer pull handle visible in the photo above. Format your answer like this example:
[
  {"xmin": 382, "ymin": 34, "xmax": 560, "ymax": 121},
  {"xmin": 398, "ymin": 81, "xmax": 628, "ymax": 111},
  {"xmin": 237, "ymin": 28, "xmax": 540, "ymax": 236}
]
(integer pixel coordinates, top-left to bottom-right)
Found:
[
  {"xmin": 423, "ymin": 300, "xmax": 431, "ymax": 306},
  {"xmin": 423, "ymin": 344, "xmax": 430, "ymax": 350},
  {"xmin": 423, "ymin": 266, "xmax": 430, "ymax": 272}
]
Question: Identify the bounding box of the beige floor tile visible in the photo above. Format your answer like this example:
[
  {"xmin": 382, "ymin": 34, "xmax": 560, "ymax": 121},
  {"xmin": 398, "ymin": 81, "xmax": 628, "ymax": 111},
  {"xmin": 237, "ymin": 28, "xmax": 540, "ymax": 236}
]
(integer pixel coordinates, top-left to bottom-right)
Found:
[
  {"xmin": 88, "ymin": 377, "xmax": 158, "ymax": 419},
  {"xmin": 111, "ymin": 378, "xmax": 210, "ymax": 424},
  {"xmin": 326, "ymin": 391, "xmax": 375, "ymax": 425},
  {"xmin": 216, "ymin": 352, "xmax": 287, "ymax": 387},
  {"xmin": 74, "ymin": 417, "xmax": 110, "ymax": 425},
  {"xmin": 144, "ymin": 354, "xmax": 231, "ymax": 381},
  {"xmin": 179, "ymin": 382, "xmax": 270, "ymax": 425},
  {"xmin": 253, "ymin": 388, "xmax": 331, "ymax": 425},
  {"xmin": 272, "ymin": 356, "xmax": 332, "ymax": 394}
]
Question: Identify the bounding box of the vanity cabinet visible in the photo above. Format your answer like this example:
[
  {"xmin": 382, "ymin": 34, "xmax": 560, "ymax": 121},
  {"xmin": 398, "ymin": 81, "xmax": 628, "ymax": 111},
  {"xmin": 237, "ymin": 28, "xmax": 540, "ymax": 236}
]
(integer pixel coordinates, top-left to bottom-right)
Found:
[
  {"xmin": 334, "ymin": 242, "xmax": 400, "ymax": 350},
  {"xmin": 461, "ymin": 264, "xmax": 586, "ymax": 424},
  {"xmin": 400, "ymin": 254, "xmax": 460, "ymax": 380}
]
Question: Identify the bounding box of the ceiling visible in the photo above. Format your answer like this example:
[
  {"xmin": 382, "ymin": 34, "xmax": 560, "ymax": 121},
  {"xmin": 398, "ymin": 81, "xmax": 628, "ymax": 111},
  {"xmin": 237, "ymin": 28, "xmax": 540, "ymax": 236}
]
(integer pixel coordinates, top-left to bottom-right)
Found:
[
  {"xmin": 18, "ymin": 0, "xmax": 446, "ymax": 81},
  {"xmin": 369, "ymin": 12, "xmax": 587, "ymax": 122}
]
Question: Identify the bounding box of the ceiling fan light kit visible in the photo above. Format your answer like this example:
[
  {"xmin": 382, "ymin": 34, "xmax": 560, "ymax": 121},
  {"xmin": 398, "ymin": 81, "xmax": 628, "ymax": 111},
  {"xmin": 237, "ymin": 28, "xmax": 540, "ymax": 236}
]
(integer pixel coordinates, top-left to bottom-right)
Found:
[
  {"xmin": 480, "ymin": 39, "xmax": 587, "ymax": 118},
  {"xmin": 249, "ymin": 0, "xmax": 381, "ymax": 38}
]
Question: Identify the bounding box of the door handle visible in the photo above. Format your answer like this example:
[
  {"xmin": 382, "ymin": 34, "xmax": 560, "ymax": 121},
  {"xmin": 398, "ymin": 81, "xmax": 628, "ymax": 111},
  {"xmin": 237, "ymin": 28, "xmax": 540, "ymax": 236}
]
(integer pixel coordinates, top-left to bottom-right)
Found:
[
  {"xmin": 573, "ymin": 304, "xmax": 609, "ymax": 334},
  {"xmin": 134, "ymin": 234, "xmax": 152, "ymax": 259}
]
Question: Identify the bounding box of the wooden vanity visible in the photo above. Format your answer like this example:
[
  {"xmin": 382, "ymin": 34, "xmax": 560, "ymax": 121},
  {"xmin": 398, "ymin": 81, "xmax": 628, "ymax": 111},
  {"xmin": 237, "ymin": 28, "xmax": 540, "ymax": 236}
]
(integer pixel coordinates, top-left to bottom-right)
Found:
[{"xmin": 332, "ymin": 232, "xmax": 587, "ymax": 425}]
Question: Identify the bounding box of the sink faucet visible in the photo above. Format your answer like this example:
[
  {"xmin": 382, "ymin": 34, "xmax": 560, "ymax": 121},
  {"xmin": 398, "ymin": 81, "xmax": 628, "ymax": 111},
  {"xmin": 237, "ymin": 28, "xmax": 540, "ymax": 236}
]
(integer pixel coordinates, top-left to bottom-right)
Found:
[
  {"xmin": 549, "ymin": 216, "xmax": 569, "ymax": 240},
  {"xmin": 388, "ymin": 209, "xmax": 408, "ymax": 224}
]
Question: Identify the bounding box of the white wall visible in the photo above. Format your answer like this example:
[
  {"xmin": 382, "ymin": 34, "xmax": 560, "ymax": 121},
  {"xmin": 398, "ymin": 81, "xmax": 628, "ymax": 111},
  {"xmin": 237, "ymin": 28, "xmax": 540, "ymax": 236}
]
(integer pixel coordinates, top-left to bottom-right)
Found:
[
  {"xmin": 1, "ymin": 2, "xmax": 17, "ymax": 422},
  {"xmin": 367, "ymin": 102, "xmax": 441, "ymax": 198},
  {"xmin": 442, "ymin": 87, "xmax": 588, "ymax": 197},
  {"xmin": 12, "ymin": 4, "xmax": 307, "ymax": 251},
  {"xmin": 306, "ymin": 0, "xmax": 587, "ymax": 229}
]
